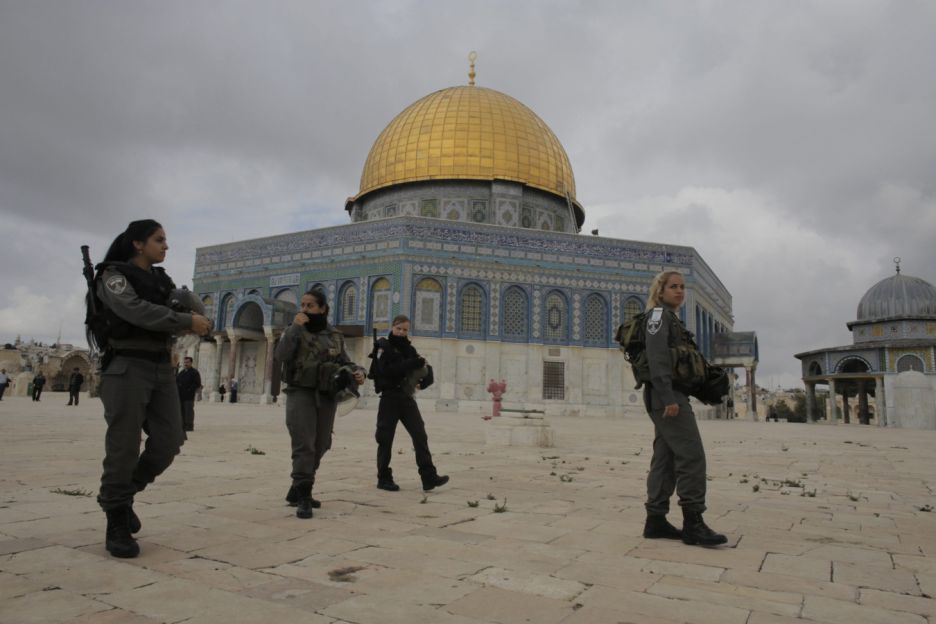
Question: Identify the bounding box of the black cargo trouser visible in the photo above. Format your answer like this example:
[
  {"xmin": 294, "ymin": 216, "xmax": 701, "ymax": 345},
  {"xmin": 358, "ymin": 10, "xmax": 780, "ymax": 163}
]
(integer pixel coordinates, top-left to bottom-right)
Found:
[
  {"xmin": 180, "ymin": 400, "xmax": 195, "ymax": 431},
  {"xmin": 375, "ymin": 393, "xmax": 437, "ymax": 482},
  {"xmin": 643, "ymin": 387, "xmax": 707, "ymax": 515},
  {"xmin": 98, "ymin": 356, "xmax": 184, "ymax": 511},
  {"xmin": 285, "ymin": 388, "xmax": 336, "ymax": 489}
]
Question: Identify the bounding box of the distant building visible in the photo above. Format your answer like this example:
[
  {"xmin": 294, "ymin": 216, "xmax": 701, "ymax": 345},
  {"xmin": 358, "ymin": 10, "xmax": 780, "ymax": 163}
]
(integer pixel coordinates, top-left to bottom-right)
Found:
[
  {"xmin": 795, "ymin": 262, "xmax": 936, "ymax": 428},
  {"xmin": 0, "ymin": 337, "xmax": 93, "ymax": 396}
]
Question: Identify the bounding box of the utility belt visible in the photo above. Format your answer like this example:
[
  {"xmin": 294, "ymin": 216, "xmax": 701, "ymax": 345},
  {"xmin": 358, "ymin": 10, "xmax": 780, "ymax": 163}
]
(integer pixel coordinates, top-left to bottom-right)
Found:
[
  {"xmin": 290, "ymin": 359, "xmax": 347, "ymax": 397},
  {"xmin": 113, "ymin": 349, "xmax": 172, "ymax": 363}
]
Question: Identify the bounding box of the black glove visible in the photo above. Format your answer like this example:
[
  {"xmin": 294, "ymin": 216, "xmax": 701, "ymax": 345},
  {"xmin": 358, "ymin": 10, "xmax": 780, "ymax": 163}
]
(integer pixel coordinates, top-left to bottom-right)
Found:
[{"xmin": 419, "ymin": 365, "xmax": 434, "ymax": 390}]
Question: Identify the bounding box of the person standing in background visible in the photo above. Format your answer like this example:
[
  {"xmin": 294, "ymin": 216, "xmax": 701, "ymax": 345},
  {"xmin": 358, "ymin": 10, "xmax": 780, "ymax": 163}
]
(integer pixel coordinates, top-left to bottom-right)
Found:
[
  {"xmin": 31, "ymin": 371, "xmax": 46, "ymax": 401},
  {"xmin": 67, "ymin": 367, "xmax": 85, "ymax": 405},
  {"xmin": 176, "ymin": 357, "xmax": 202, "ymax": 433}
]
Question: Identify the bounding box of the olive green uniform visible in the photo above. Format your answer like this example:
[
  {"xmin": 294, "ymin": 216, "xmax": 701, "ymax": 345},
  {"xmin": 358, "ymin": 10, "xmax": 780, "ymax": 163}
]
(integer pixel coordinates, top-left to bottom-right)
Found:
[
  {"xmin": 643, "ymin": 307, "xmax": 707, "ymax": 515},
  {"xmin": 96, "ymin": 266, "xmax": 193, "ymax": 512},
  {"xmin": 275, "ymin": 323, "xmax": 357, "ymax": 490}
]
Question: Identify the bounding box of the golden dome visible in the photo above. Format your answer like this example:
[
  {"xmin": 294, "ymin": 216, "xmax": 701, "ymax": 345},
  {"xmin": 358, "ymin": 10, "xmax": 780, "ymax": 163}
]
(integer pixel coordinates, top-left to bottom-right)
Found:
[{"xmin": 354, "ymin": 85, "xmax": 582, "ymax": 224}]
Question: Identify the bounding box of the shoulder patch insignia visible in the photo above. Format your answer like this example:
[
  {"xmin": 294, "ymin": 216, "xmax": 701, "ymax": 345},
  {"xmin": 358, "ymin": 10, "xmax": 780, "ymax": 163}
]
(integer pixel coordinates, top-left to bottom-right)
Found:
[
  {"xmin": 105, "ymin": 274, "xmax": 127, "ymax": 295},
  {"xmin": 647, "ymin": 307, "xmax": 664, "ymax": 335}
]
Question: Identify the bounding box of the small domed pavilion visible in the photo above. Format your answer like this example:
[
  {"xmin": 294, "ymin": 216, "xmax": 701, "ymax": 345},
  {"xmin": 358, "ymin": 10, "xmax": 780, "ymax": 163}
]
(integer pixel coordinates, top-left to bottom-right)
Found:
[{"xmin": 796, "ymin": 260, "xmax": 936, "ymax": 428}]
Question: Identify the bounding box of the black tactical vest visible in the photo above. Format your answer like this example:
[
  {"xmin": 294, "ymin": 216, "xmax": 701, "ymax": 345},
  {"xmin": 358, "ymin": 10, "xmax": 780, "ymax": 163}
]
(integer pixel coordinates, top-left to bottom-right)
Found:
[{"xmin": 92, "ymin": 262, "xmax": 176, "ymax": 347}]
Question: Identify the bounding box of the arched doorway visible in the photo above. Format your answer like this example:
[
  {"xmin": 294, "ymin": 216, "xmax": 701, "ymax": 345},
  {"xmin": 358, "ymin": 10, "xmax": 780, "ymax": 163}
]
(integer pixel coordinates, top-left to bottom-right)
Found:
[{"xmin": 52, "ymin": 352, "xmax": 92, "ymax": 392}]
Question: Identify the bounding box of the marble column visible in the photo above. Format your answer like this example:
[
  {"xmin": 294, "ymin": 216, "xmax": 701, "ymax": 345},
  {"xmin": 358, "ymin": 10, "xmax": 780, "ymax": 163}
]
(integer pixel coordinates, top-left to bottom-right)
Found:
[
  {"xmin": 828, "ymin": 379, "xmax": 838, "ymax": 423},
  {"xmin": 874, "ymin": 376, "xmax": 886, "ymax": 427},
  {"xmin": 208, "ymin": 333, "xmax": 226, "ymax": 402},
  {"xmin": 805, "ymin": 381, "xmax": 817, "ymax": 423},
  {"xmin": 857, "ymin": 381, "xmax": 870, "ymax": 425},
  {"xmin": 259, "ymin": 326, "xmax": 277, "ymax": 405},
  {"xmin": 225, "ymin": 331, "xmax": 240, "ymax": 389},
  {"xmin": 746, "ymin": 366, "xmax": 758, "ymax": 421}
]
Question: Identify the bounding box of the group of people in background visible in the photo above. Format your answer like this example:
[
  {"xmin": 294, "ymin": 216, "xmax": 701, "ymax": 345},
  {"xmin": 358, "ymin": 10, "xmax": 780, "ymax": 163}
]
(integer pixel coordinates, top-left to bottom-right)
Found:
[
  {"xmin": 85, "ymin": 219, "xmax": 722, "ymax": 560},
  {"xmin": 0, "ymin": 366, "xmax": 83, "ymax": 404}
]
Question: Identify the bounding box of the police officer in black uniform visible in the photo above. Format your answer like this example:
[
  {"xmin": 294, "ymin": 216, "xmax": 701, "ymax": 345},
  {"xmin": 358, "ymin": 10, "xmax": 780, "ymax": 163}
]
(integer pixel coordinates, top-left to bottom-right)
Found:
[
  {"xmin": 275, "ymin": 290, "xmax": 365, "ymax": 519},
  {"xmin": 93, "ymin": 220, "xmax": 211, "ymax": 558},
  {"xmin": 641, "ymin": 270, "xmax": 726, "ymax": 546},
  {"xmin": 372, "ymin": 315, "xmax": 448, "ymax": 492}
]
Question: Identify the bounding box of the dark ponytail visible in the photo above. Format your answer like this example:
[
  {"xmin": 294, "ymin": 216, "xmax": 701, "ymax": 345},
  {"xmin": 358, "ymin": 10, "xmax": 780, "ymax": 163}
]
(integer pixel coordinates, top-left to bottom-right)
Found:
[{"xmin": 102, "ymin": 219, "xmax": 163, "ymax": 263}]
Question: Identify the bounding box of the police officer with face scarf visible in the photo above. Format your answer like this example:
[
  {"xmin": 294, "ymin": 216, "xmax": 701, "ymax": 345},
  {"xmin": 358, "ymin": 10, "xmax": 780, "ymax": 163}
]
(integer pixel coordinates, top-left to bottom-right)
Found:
[
  {"xmin": 275, "ymin": 290, "xmax": 365, "ymax": 519},
  {"xmin": 372, "ymin": 314, "xmax": 448, "ymax": 492}
]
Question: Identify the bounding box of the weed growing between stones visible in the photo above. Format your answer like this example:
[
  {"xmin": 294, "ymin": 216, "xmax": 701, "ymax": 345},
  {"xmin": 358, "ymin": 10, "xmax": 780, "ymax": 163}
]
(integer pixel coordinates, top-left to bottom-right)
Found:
[
  {"xmin": 244, "ymin": 445, "xmax": 265, "ymax": 455},
  {"xmin": 493, "ymin": 498, "xmax": 508, "ymax": 513},
  {"xmin": 51, "ymin": 487, "xmax": 93, "ymax": 497}
]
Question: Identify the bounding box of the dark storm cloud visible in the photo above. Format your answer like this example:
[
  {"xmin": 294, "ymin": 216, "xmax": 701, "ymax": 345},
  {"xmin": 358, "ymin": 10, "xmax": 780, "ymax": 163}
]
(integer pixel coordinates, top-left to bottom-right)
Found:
[{"xmin": 1, "ymin": 0, "xmax": 934, "ymax": 388}]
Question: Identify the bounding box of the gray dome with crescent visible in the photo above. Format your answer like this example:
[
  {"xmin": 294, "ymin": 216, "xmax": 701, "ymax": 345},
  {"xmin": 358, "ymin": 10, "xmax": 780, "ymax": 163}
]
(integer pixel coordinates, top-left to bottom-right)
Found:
[{"xmin": 856, "ymin": 273, "xmax": 936, "ymax": 322}]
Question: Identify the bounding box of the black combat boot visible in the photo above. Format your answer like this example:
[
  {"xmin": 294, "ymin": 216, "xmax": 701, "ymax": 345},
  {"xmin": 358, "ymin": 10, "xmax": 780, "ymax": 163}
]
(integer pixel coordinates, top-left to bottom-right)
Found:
[
  {"xmin": 681, "ymin": 509, "xmax": 727, "ymax": 546},
  {"xmin": 128, "ymin": 505, "xmax": 141, "ymax": 534},
  {"xmin": 422, "ymin": 474, "xmax": 450, "ymax": 491},
  {"xmin": 286, "ymin": 485, "xmax": 321, "ymax": 508},
  {"xmin": 643, "ymin": 514, "xmax": 682, "ymax": 540},
  {"xmin": 377, "ymin": 479, "xmax": 400, "ymax": 491},
  {"xmin": 105, "ymin": 507, "xmax": 140, "ymax": 558},
  {"xmin": 295, "ymin": 484, "xmax": 314, "ymax": 519}
]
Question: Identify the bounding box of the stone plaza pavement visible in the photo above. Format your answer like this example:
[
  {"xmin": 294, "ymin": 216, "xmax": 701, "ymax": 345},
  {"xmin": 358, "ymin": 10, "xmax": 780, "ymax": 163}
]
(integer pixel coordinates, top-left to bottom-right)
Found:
[{"xmin": 1, "ymin": 395, "xmax": 935, "ymax": 624}]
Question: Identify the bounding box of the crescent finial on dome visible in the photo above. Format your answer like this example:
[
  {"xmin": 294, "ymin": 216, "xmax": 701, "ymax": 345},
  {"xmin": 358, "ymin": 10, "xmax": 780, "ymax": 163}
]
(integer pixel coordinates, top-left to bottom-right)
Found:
[{"xmin": 468, "ymin": 51, "xmax": 477, "ymax": 86}]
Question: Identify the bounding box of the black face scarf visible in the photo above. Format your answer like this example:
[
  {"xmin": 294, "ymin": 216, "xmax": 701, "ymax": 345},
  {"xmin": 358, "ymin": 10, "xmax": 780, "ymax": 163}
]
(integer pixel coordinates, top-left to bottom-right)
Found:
[
  {"xmin": 304, "ymin": 313, "xmax": 327, "ymax": 332},
  {"xmin": 387, "ymin": 333, "xmax": 417, "ymax": 357}
]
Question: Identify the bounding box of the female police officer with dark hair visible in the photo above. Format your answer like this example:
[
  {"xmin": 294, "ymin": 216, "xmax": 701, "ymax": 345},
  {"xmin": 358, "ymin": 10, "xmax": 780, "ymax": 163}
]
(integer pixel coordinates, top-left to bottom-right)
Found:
[
  {"xmin": 93, "ymin": 219, "xmax": 211, "ymax": 558},
  {"xmin": 275, "ymin": 290, "xmax": 365, "ymax": 519},
  {"xmin": 640, "ymin": 270, "xmax": 726, "ymax": 547}
]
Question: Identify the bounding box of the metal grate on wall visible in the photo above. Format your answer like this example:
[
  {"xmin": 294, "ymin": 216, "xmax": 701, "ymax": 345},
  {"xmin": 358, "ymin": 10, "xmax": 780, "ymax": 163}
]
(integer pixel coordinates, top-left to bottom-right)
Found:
[{"xmin": 543, "ymin": 361, "xmax": 565, "ymax": 400}]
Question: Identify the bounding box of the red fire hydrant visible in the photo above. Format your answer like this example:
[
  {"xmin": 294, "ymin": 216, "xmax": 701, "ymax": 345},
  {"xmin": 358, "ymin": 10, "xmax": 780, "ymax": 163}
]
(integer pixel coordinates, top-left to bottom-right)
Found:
[{"xmin": 486, "ymin": 378, "xmax": 506, "ymax": 420}]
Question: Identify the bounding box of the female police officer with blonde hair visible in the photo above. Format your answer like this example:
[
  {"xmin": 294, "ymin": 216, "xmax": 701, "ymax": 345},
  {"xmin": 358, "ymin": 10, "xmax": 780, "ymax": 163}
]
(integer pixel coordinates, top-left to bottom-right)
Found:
[
  {"xmin": 641, "ymin": 270, "xmax": 726, "ymax": 546},
  {"xmin": 93, "ymin": 220, "xmax": 211, "ymax": 558}
]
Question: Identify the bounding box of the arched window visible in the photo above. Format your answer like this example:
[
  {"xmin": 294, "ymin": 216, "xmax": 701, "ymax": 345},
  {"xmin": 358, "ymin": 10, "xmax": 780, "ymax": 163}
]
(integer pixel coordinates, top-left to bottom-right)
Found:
[
  {"xmin": 808, "ymin": 361, "xmax": 822, "ymax": 376},
  {"xmin": 414, "ymin": 278, "xmax": 443, "ymax": 333},
  {"xmin": 274, "ymin": 289, "xmax": 297, "ymax": 306},
  {"xmin": 338, "ymin": 282, "xmax": 356, "ymax": 322},
  {"xmin": 220, "ymin": 294, "xmax": 236, "ymax": 329},
  {"xmin": 459, "ymin": 284, "xmax": 484, "ymax": 335},
  {"xmin": 544, "ymin": 290, "xmax": 567, "ymax": 341},
  {"xmin": 583, "ymin": 294, "xmax": 608, "ymax": 344},
  {"xmin": 502, "ymin": 286, "xmax": 529, "ymax": 340},
  {"xmin": 370, "ymin": 277, "xmax": 392, "ymax": 331},
  {"xmin": 623, "ymin": 297, "xmax": 642, "ymax": 323},
  {"xmin": 896, "ymin": 354, "xmax": 925, "ymax": 373}
]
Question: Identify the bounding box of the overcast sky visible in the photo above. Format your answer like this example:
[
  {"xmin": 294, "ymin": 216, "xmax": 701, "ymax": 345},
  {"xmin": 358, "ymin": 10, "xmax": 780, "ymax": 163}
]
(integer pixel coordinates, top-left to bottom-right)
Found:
[{"xmin": 1, "ymin": 0, "xmax": 934, "ymax": 388}]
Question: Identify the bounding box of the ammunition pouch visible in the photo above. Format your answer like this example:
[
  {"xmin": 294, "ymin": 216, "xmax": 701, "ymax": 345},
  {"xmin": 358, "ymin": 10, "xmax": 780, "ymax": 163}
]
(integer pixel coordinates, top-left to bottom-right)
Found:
[
  {"xmin": 629, "ymin": 350, "xmax": 651, "ymax": 389},
  {"xmin": 671, "ymin": 345, "xmax": 707, "ymax": 393},
  {"xmin": 316, "ymin": 361, "xmax": 343, "ymax": 397}
]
